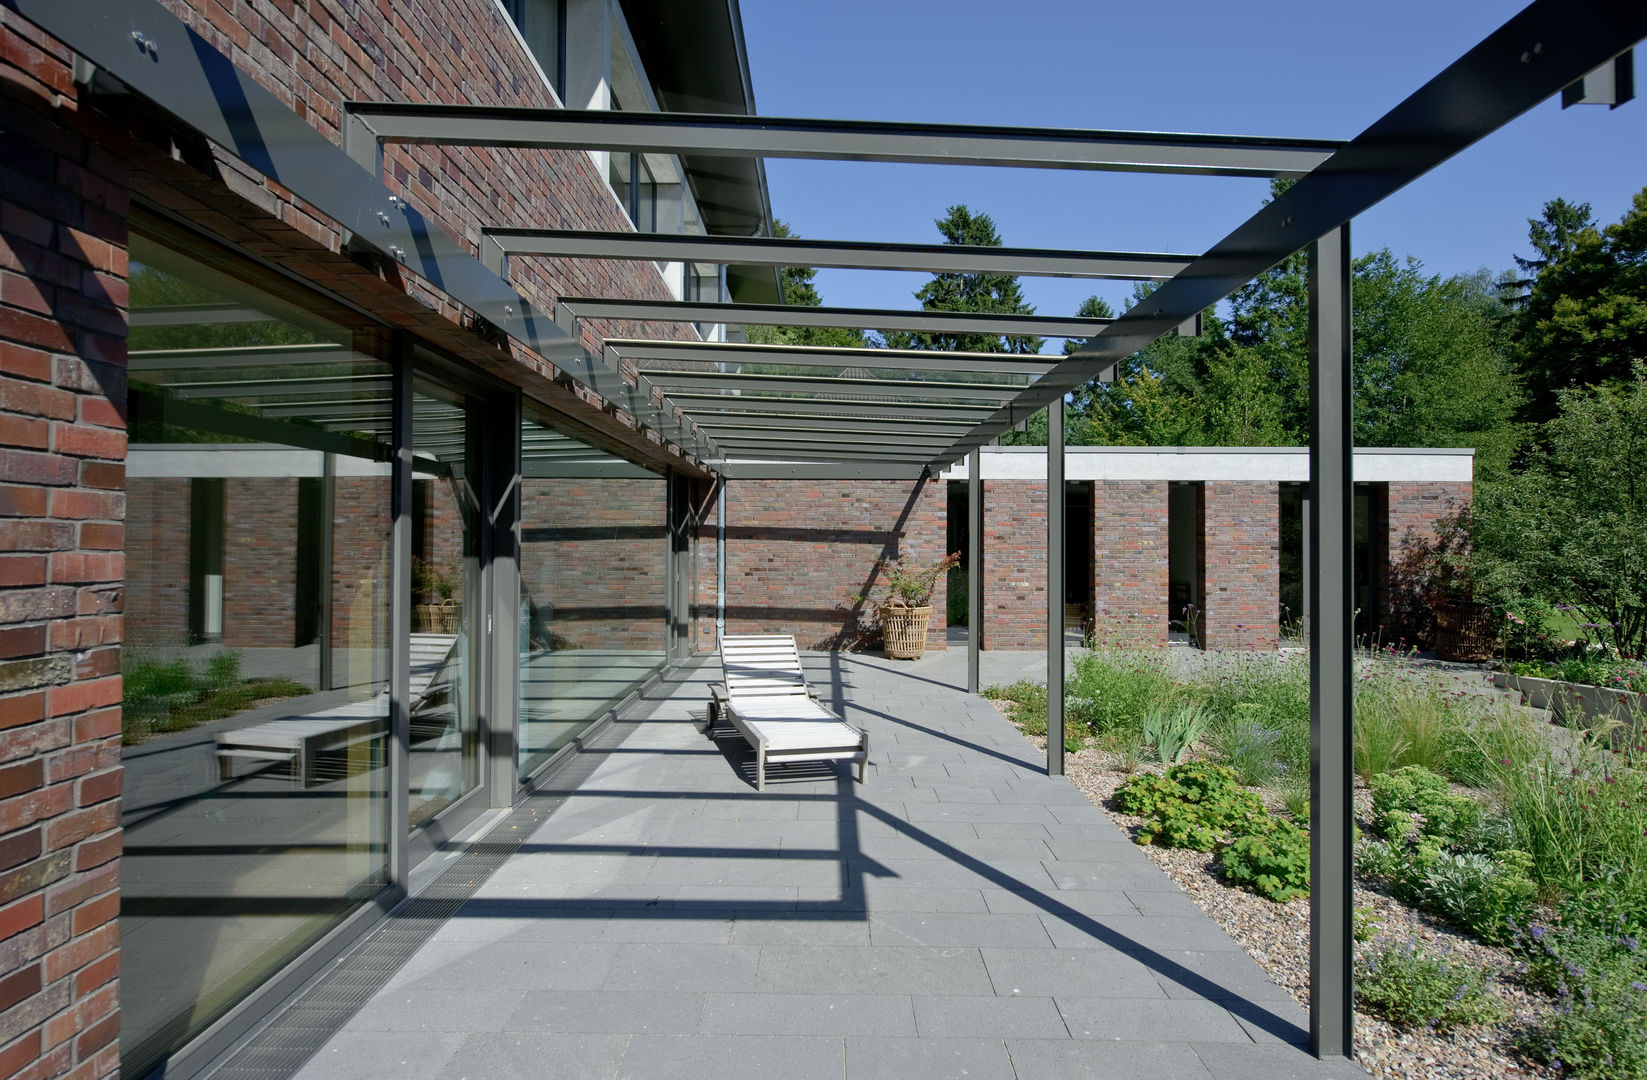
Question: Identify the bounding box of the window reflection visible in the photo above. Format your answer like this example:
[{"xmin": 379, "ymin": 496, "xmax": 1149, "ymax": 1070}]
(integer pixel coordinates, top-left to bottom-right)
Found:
[
  {"xmin": 122, "ymin": 236, "xmax": 392, "ymax": 1078},
  {"xmin": 517, "ymin": 415, "xmax": 667, "ymax": 778}
]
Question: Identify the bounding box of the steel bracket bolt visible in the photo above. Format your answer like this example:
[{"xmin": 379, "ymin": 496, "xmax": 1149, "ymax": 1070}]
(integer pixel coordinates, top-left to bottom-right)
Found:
[{"xmin": 131, "ymin": 31, "xmax": 159, "ymax": 58}]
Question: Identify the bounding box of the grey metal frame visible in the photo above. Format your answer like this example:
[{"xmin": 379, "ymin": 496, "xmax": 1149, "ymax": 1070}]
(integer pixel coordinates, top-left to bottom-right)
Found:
[
  {"xmin": 967, "ymin": 449, "xmax": 983, "ymax": 692},
  {"xmin": 1046, "ymin": 400, "xmax": 1064, "ymax": 777},
  {"xmin": 486, "ymin": 228, "xmax": 1192, "ymax": 281},
  {"xmin": 610, "ymin": 339, "xmax": 1056, "ymax": 375},
  {"xmin": 559, "ymin": 297, "xmax": 1111, "ymax": 339},
  {"xmin": 345, "ymin": 103, "xmax": 1343, "ymax": 176},
  {"xmin": 1308, "ymin": 226, "xmax": 1355, "ymax": 1057}
]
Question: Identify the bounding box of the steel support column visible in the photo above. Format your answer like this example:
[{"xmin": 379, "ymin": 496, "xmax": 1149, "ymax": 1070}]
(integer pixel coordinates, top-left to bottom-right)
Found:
[
  {"xmin": 1047, "ymin": 400, "xmax": 1065, "ymax": 777},
  {"xmin": 968, "ymin": 448, "xmax": 982, "ymax": 693},
  {"xmin": 387, "ymin": 338, "xmax": 413, "ymax": 890},
  {"xmin": 1308, "ymin": 224, "xmax": 1355, "ymax": 1060}
]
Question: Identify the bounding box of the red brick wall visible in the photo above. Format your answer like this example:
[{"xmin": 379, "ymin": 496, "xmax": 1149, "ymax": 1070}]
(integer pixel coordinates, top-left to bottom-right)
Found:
[
  {"xmin": 982, "ymin": 481, "xmax": 1047, "ymax": 649},
  {"xmin": 703, "ymin": 479, "xmax": 947, "ymax": 653},
  {"xmin": 0, "ymin": 15, "xmax": 127, "ymax": 1080},
  {"xmin": 330, "ymin": 476, "xmax": 390, "ymax": 669},
  {"xmin": 523, "ymin": 478, "xmax": 667, "ymax": 651},
  {"xmin": 1202, "ymin": 482, "xmax": 1279, "ymax": 650},
  {"xmin": 123, "ymin": 478, "xmax": 188, "ymax": 646},
  {"xmin": 223, "ymin": 479, "xmax": 300, "ymax": 649},
  {"xmin": 1092, "ymin": 480, "xmax": 1168, "ymax": 647},
  {"xmin": 1385, "ymin": 481, "xmax": 1473, "ymax": 648}
]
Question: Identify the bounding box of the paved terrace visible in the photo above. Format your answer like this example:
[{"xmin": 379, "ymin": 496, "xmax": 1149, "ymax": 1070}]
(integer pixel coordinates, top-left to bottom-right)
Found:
[{"xmin": 291, "ymin": 648, "xmax": 1369, "ymax": 1080}]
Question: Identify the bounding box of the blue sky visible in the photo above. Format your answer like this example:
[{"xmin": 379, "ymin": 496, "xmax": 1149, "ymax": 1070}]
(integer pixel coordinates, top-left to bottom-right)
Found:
[{"xmin": 738, "ymin": 0, "xmax": 1646, "ymax": 336}]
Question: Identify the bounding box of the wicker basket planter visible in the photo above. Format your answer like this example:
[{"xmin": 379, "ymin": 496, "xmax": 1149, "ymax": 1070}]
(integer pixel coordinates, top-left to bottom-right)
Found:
[
  {"xmin": 879, "ymin": 605, "xmax": 933, "ymax": 660},
  {"xmin": 1433, "ymin": 600, "xmax": 1496, "ymax": 662}
]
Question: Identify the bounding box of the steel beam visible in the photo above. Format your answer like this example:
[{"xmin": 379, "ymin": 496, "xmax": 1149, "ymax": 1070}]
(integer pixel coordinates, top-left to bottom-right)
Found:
[
  {"xmin": 659, "ymin": 394, "xmax": 1000, "ymax": 419},
  {"xmin": 967, "ymin": 448, "xmax": 982, "ymax": 692},
  {"xmin": 344, "ymin": 103, "xmax": 1342, "ymax": 177},
  {"xmin": 1047, "ymin": 400, "xmax": 1065, "ymax": 778},
  {"xmin": 560, "ymin": 297, "xmax": 1111, "ymax": 339},
  {"xmin": 717, "ymin": 446, "xmax": 937, "ymax": 463},
  {"xmin": 692, "ymin": 415, "xmax": 977, "ymax": 437},
  {"xmin": 945, "ymin": 1, "xmax": 1647, "ymax": 460},
  {"xmin": 714, "ymin": 461, "xmax": 931, "ymax": 480},
  {"xmin": 711, "ymin": 430, "xmax": 958, "ymax": 449},
  {"xmin": 490, "ymin": 229, "xmax": 1191, "ymax": 281},
  {"xmin": 1308, "ymin": 225, "xmax": 1354, "ymax": 1061},
  {"xmin": 639, "ymin": 371, "xmax": 1027, "ymax": 402},
  {"xmin": 613, "ymin": 339, "xmax": 1057, "ymax": 376}
]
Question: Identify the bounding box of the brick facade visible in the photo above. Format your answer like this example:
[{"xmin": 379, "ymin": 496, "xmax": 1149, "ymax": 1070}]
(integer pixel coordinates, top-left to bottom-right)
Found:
[
  {"xmin": 1200, "ymin": 482, "xmax": 1280, "ymax": 650},
  {"xmin": 1091, "ymin": 481, "xmax": 1169, "ymax": 648},
  {"xmin": 699, "ymin": 479, "xmax": 948, "ymax": 653},
  {"xmin": 1384, "ymin": 481, "xmax": 1473, "ymax": 647},
  {"xmin": 0, "ymin": 14, "xmax": 128, "ymax": 1080},
  {"xmin": 982, "ymin": 481, "xmax": 1047, "ymax": 649},
  {"xmin": 523, "ymin": 478, "xmax": 668, "ymax": 651}
]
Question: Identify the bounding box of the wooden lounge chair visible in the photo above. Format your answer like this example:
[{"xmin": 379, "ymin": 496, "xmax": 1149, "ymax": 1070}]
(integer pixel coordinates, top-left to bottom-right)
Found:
[
  {"xmin": 215, "ymin": 633, "xmax": 458, "ymax": 786},
  {"xmin": 710, "ymin": 634, "xmax": 868, "ymax": 791}
]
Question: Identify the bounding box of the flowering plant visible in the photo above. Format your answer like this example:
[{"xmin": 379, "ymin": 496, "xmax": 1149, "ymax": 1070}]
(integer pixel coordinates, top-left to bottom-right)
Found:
[{"xmin": 866, "ymin": 551, "xmax": 960, "ymax": 610}]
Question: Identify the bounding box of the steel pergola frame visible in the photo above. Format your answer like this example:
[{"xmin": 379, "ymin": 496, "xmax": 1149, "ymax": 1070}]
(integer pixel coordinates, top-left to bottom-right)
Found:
[{"xmin": 22, "ymin": 0, "xmax": 1644, "ymax": 1065}]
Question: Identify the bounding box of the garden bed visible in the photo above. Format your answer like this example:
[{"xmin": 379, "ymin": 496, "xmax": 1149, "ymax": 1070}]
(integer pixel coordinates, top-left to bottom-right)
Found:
[{"xmin": 987, "ymin": 646, "xmax": 1647, "ymax": 1080}]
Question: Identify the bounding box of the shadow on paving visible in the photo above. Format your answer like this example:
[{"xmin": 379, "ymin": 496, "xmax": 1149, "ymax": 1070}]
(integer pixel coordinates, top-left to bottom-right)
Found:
[{"xmin": 269, "ymin": 653, "xmax": 1368, "ymax": 1080}]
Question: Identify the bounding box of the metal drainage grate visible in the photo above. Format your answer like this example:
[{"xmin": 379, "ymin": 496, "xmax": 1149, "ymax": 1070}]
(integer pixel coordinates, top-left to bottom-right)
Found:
[{"xmin": 206, "ymin": 720, "xmax": 626, "ymax": 1080}]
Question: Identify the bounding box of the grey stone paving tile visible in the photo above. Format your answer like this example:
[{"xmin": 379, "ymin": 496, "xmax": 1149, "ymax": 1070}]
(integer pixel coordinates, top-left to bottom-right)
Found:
[
  {"xmin": 1043, "ymin": 859, "xmax": 1194, "ymax": 892},
  {"xmin": 969, "ymin": 821, "xmax": 1054, "ymax": 839},
  {"xmin": 503, "ymin": 991, "xmax": 705, "ymax": 1035},
  {"xmin": 904, "ymin": 801, "xmax": 1060, "ymax": 824},
  {"xmin": 1125, "ymin": 889, "xmax": 1206, "ymax": 917},
  {"xmin": 727, "ymin": 908, "xmax": 869, "ymax": 948},
  {"xmin": 845, "ymin": 856, "xmax": 1055, "ymax": 892},
  {"xmin": 293, "ymin": 1031, "xmax": 467, "ymax": 1080},
  {"xmin": 643, "ymin": 854, "xmax": 842, "ymax": 888},
  {"xmin": 599, "ymin": 914, "xmax": 734, "ymax": 944},
  {"xmin": 344, "ymin": 988, "xmax": 530, "ymax": 1033},
  {"xmin": 429, "ymin": 908, "xmax": 610, "ymax": 943},
  {"xmin": 843, "ymin": 1036, "xmax": 1015, "ymax": 1080},
  {"xmin": 695, "ymin": 797, "xmax": 807, "ymax": 820},
  {"xmin": 912, "ymin": 994, "xmax": 1069, "ymax": 1038},
  {"xmin": 827, "ymin": 884, "xmax": 990, "ymax": 913},
  {"xmin": 930, "ymin": 784, "xmax": 1003, "ymax": 803},
  {"xmin": 700, "ymin": 992, "xmax": 915, "ymax": 1036},
  {"xmin": 486, "ymin": 851, "xmax": 658, "ymax": 886},
  {"xmin": 869, "ymin": 911, "xmax": 1055, "ymax": 949},
  {"xmin": 1040, "ymin": 913, "xmax": 1249, "ymax": 952},
  {"xmin": 1006, "ymin": 1038, "xmax": 1214, "ymax": 1079},
  {"xmin": 1048, "ymin": 803, "xmax": 1115, "ymax": 825},
  {"xmin": 436, "ymin": 1032, "xmax": 630, "ymax": 1080},
  {"xmin": 1153, "ymin": 950, "xmax": 1299, "ymax": 1003},
  {"xmin": 382, "ymin": 941, "xmax": 619, "ymax": 992},
  {"xmin": 1191, "ymin": 1042, "xmax": 1372, "ymax": 1080},
  {"xmin": 599, "ymin": 942, "xmax": 761, "ymax": 993},
  {"xmin": 980, "ymin": 947, "xmax": 1169, "ymax": 999},
  {"xmin": 981, "ymin": 889, "xmax": 1140, "ymax": 918},
  {"xmin": 1055, "ymin": 996, "xmax": 1252, "ymax": 1043},
  {"xmin": 616, "ymin": 1035, "xmax": 844, "ymax": 1080},
  {"xmin": 754, "ymin": 944, "xmax": 995, "ymax": 996}
]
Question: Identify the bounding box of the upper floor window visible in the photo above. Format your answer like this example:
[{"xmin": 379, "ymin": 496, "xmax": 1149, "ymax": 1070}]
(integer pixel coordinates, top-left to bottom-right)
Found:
[{"xmin": 507, "ymin": 0, "xmax": 564, "ymax": 100}]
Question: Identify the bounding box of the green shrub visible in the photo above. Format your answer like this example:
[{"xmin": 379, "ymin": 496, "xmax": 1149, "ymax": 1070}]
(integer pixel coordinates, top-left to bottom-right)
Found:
[
  {"xmin": 1417, "ymin": 848, "xmax": 1537, "ymax": 944},
  {"xmin": 1140, "ymin": 702, "xmax": 1207, "ymax": 764},
  {"xmin": 1355, "ymin": 938, "xmax": 1500, "ymax": 1031},
  {"xmin": 1213, "ymin": 708, "xmax": 1283, "ymax": 785},
  {"xmin": 984, "ymin": 680, "xmax": 1048, "ymax": 735},
  {"xmin": 1353, "ymin": 674, "xmax": 1474, "ymax": 779},
  {"xmin": 1190, "ymin": 653, "xmax": 1311, "ymax": 774},
  {"xmin": 1368, "ymin": 765, "xmax": 1481, "ymax": 845},
  {"xmin": 122, "ymin": 649, "xmax": 308, "ymax": 743},
  {"xmin": 1517, "ymin": 902, "xmax": 1647, "ymax": 1080},
  {"xmin": 1113, "ymin": 763, "xmax": 1268, "ymax": 851},
  {"xmin": 1491, "ymin": 752, "xmax": 1647, "ymax": 910},
  {"xmin": 1218, "ymin": 818, "xmax": 1310, "ymax": 902}
]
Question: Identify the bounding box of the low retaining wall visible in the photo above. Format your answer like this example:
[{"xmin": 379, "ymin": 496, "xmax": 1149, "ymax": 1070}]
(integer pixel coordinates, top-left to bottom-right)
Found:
[{"xmin": 1489, "ymin": 672, "xmax": 1647, "ymax": 725}]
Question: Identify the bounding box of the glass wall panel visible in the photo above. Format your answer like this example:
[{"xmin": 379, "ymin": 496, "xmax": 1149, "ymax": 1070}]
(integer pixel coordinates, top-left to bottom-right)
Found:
[
  {"xmin": 518, "ymin": 415, "xmax": 667, "ymax": 779},
  {"xmin": 122, "ymin": 235, "xmax": 392, "ymax": 1076},
  {"xmin": 408, "ymin": 382, "xmax": 482, "ymax": 827}
]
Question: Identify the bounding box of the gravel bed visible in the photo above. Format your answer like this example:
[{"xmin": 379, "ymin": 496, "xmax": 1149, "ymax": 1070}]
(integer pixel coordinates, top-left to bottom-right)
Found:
[{"xmin": 1038, "ymin": 735, "xmax": 1560, "ymax": 1080}]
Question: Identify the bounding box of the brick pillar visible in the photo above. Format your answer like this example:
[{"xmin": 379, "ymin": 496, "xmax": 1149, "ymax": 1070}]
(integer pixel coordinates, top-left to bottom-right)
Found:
[
  {"xmin": 0, "ymin": 16, "xmax": 129, "ymax": 1080},
  {"xmin": 1091, "ymin": 480, "xmax": 1168, "ymax": 647},
  {"xmin": 982, "ymin": 480, "xmax": 1046, "ymax": 649},
  {"xmin": 1202, "ymin": 482, "xmax": 1279, "ymax": 650}
]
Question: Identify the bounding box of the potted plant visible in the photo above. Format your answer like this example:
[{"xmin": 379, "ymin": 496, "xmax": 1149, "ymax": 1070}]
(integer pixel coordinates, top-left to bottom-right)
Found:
[
  {"xmin": 865, "ymin": 551, "xmax": 959, "ymax": 660},
  {"xmin": 413, "ymin": 557, "xmax": 462, "ymax": 632}
]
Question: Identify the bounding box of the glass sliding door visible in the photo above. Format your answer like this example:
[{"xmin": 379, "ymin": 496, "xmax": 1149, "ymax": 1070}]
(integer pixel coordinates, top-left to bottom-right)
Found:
[
  {"xmin": 122, "ymin": 233, "xmax": 393, "ymax": 1078},
  {"xmin": 407, "ymin": 381, "xmax": 483, "ymax": 828},
  {"xmin": 517, "ymin": 414, "xmax": 668, "ymax": 779}
]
